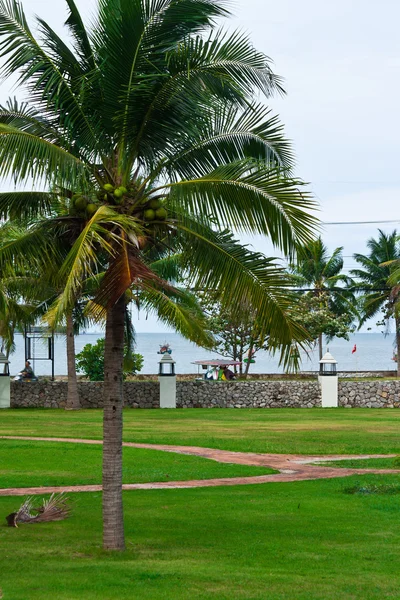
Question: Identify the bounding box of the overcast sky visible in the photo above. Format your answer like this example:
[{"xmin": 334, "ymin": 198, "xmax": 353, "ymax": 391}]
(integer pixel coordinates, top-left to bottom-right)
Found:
[{"xmin": 0, "ymin": 0, "xmax": 398, "ymax": 332}]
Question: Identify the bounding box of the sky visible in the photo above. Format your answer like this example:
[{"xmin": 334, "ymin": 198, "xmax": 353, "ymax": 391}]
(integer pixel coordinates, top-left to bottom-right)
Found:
[{"xmin": 0, "ymin": 0, "xmax": 399, "ymax": 332}]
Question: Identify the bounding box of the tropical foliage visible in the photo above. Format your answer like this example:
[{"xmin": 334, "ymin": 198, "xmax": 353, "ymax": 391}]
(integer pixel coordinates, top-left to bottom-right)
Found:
[
  {"xmin": 289, "ymin": 237, "xmax": 357, "ymax": 359},
  {"xmin": 76, "ymin": 338, "xmax": 143, "ymax": 381},
  {"xmin": 202, "ymin": 298, "xmax": 269, "ymax": 377},
  {"xmin": 352, "ymin": 230, "xmax": 400, "ymax": 376}
]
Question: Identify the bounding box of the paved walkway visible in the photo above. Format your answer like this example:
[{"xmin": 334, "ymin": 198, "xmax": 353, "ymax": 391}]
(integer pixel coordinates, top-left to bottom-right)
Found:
[{"xmin": 1, "ymin": 435, "xmax": 399, "ymax": 497}]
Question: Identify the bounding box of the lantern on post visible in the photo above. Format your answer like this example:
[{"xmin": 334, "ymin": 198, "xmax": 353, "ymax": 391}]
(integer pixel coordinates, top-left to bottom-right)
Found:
[
  {"xmin": 158, "ymin": 354, "xmax": 176, "ymax": 408},
  {"xmin": 319, "ymin": 351, "xmax": 338, "ymax": 407},
  {"xmin": 158, "ymin": 353, "xmax": 176, "ymax": 377},
  {"xmin": 0, "ymin": 351, "xmax": 11, "ymax": 408}
]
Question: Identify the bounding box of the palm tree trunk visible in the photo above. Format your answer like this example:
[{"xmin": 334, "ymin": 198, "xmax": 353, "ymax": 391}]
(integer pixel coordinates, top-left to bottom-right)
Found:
[
  {"xmin": 103, "ymin": 295, "xmax": 125, "ymax": 551},
  {"xmin": 66, "ymin": 311, "xmax": 80, "ymax": 410},
  {"xmin": 396, "ymin": 315, "xmax": 400, "ymax": 378},
  {"xmin": 318, "ymin": 333, "xmax": 323, "ymax": 360}
]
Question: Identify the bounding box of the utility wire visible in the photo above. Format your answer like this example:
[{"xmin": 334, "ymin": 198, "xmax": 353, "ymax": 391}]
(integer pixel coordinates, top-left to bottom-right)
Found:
[
  {"xmin": 323, "ymin": 219, "xmax": 400, "ymax": 225},
  {"xmin": 290, "ymin": 288, "xmax": 390, "ymax": 293}
]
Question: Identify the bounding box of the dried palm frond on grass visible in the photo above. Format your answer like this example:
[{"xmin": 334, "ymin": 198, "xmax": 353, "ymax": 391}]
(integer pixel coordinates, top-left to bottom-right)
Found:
[{"xmin": 6, "ymin": 493, "xmax": 71, "ymax": 528}]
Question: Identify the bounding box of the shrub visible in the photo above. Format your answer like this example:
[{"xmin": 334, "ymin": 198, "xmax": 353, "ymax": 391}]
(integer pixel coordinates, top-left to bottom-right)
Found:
[{"xmin": 76, "ymin": 338, "xmax": 143, "ymax": 381}]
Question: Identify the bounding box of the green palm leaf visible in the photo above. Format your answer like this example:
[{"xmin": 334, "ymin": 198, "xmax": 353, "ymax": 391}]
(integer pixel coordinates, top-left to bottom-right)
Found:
[
  {"xmin": 164, "ymin": 162, "xmax": 317, "ymax": 254},
  {"xmin": 0, "ymin": 123, "xmax": 88, "ymax": 185},
  {"xmin": 137, "ymin": 284, "xmax": 214, "ymax": 348},
  {"xmin": 0, "ymin": 0, "xmax": 101, "ymax": 154}
]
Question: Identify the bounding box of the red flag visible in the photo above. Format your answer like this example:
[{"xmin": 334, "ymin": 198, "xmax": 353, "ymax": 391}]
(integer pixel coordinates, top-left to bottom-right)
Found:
[{"xmin": 352, "ymin": 344, "xmax": 357, "ymax": 354}]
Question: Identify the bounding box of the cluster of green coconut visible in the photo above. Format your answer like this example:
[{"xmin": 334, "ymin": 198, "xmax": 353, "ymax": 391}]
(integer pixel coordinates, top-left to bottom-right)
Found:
[
  {"xmin": 69, "ymin": 184, "xmax": 168, "ymax": 223},
  {"xmin": 103, "ymin": 183, "xmax": 168, "ymax": 222},
  {"xmin": 103, "ymin": 183, "xmax": 127, "ymax": 202},
  {"xmin": 142, "ymin": 198, "xmax": 168, "ymax": 222},
  {"xmin": 70, "ymin": 194, "xmax": 98, "ymax": 217}
]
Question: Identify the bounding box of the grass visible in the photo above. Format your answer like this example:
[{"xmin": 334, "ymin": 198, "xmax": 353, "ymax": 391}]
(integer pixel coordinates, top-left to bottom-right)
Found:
[
  {"xmin": 343, "ymin": 481, "xmax": 400, "ymax": 495},
  {"xmin": 2, "ymin": 408, "xmax": 400, "ymax": 598},
  {"xmin": 1, "ymin": 408, "xmax": 400, "ymax": 454},
  {"xmin": 0, "ymin": 439, "xmax": 276, "ymax": 488},
  {"xmin": 1, "ymin": 475, "xmax": 400, "ymax": 599},
  {"xmin": 318, "ymin": 457, "xmax": 400, "ymax": 470}
]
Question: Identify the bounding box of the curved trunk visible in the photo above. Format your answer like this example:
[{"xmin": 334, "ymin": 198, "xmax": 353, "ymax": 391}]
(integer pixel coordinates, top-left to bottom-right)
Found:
[
  {"xmin": 396, "ymin": 315, "xmax": 400, "ymax": 378},
  {"xmin": 66, "ymin": 312, "xmax": 80, "ymax": 410},
  {"xmin": 102, "ymin": 295, "xmax": 125, "ymax": 551}
]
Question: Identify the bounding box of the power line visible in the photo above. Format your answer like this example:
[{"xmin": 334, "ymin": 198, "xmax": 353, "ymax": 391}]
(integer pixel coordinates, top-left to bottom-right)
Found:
[
  {"xmin": 323, "ymin": 219, "xmax": 400, "ymax": 225},
  {"xmin": 290, "ymin": 288, "xmax": 390, "ymax": 292}
]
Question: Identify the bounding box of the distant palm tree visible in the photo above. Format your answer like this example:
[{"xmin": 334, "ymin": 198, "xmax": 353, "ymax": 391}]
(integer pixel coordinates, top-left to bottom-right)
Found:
[
  {"xmin": 352, "ymin": 230, "xmax": 400, "ymax": 376},
  {"xmin": 0, "ymin": 0, "xmax": 317, "ymax": 549},
  {"xmin": 290, "ymin": 237, "xmax": 356, "ymax": 359}
]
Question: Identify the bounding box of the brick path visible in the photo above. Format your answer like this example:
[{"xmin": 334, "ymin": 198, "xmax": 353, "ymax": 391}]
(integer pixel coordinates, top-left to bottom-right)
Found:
[{"xmin": 1, "ymin": 435, "xmax": 399, "ymax": 497}]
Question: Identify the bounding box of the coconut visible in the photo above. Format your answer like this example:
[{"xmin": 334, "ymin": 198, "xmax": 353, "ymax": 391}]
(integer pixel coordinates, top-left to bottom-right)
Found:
[
  {"xmin": 144, "ymin": 209, "xmax": 156, "ymax": 221},
  {"xmin": 74, "ymin": 196, "xmax": 88, "ymax": 211},
  {"xmin": 149, "ymin": 198, "xmax": 161, "ymax": 210},
  {"xmin": 103, "ymin": 183, "xmax": 114, "ymax": 193},
  {"xmin": 155, "ymin": 207, "xmax": 168, "ymax": 220},
  {"xmin": 86, "ymin": 203, "xmax": 98, "ymax": 217},
  {"xmin": 114, "ymin": 188, "xmax": 124, "ymax": 199}
]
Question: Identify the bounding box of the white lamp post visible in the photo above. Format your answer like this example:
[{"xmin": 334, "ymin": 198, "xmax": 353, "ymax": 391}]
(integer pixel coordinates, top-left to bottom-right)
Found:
[
  {"xmin": 0, "ymin": 351, "xmax": 10, "ymax": 408},
  {"xmin": 319, "ymin": 351, "xmax": 338, "ymax": 408},
  {"xmin": 158, "ymin": 353, "xmax": 176, "ymax": 408}
]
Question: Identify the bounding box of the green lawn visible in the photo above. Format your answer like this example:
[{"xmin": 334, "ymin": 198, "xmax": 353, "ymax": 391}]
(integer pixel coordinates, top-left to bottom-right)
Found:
[
  {"xmin": 318, "ymin": 457, "xmax": 400, "ymax": 470},
  {"xmin": 2, "ymin": 408, "xmax": 400, "ymax": 599},
  {"xmin": 1, "ymin": 408, "xmax": 400, "ymax": 454},
  {"xmin": 1, "ymin": 476, "xmax": 400, "ymax": 599},
  {"xmin": 0, "ymin": 439, "xmax": 275, "ymax": 488}
]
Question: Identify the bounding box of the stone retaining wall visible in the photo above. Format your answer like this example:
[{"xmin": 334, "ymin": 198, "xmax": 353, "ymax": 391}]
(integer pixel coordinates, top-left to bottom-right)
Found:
[
  {"xmin": 339, "ymin": 381, "xmax": 400, "ymax": 408},
  {"xmin": 9, "ymin": 379, "xmax": 400, "ymax": 409},
  {"xmin": 10, "ymin": 381, "xmax": 160, "ymax": 409},
  {"xmin": 177, "ymin": 381, "xmax": 320, "ymax": 408}
]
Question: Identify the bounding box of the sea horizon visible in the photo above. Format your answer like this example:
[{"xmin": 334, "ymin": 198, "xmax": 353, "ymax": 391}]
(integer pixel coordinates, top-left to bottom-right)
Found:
[{"xmin": 9, "ymin": 331, "xmax": 397, "ymax": 377}]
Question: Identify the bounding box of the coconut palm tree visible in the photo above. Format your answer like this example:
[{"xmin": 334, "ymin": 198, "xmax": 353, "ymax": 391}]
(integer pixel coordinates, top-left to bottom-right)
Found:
[
  {"xmin": 352, "ymin": 230, "xmax": 400, "ymax": 376},
  {"xmin": 0, "ymin": 0, "xmax": 317, "ymax": 549},
  {"xmin": 0, "ymin": 212, "xmax": 91, "ymax": 408},
  {"xmin": 0, "ymin": 222, "xmax": 57, "ymax": 373},
  {"xmin": 290, "ymin": 237, "xmax": 357, "ymax": 359}
]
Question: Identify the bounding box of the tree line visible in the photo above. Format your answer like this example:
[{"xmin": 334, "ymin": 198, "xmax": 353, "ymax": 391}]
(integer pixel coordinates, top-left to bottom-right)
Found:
[{"xmin": 200, "ymin": 232, "xmax": 400, "ymax": 376}]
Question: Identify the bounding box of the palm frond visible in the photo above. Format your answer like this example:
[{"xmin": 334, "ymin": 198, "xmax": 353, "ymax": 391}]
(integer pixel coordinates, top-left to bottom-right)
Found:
[
  {"xmin": 92, "ymin": 236, "xmax": 169, "ymax": 316},
  {"xmin": 0, "ymin": 97, "xmax": 66, "ymax": 144},
  {"xmin": 138, "ymin": 284, "xmax": 214, "ymax": 348},
  {"xmin": 0, "ymin": 190, "xmax": 54, "ymax": 220},
  {"xmin": 0, "ymin": 123, "xmax": 88, "ymax": 185},
  {"xmin": 174, "ymin": 220, "xmax": 311, "ymax": 366},
  {"xmin": 164, "ymin": 161, "xmax": 317, "ymax": 254},
  {"xmin": 159, "ymin": 102, "xmax": 293, "ymax": 181},
  {"xmin": 6, "ymin": 493, "xmax": 71, "ymax": 527},
  {"xmin": 0, "ymin": 0, "xmax": 101, "ymax": 155},
  {"xmin": 64, "ymin": 0, "xmax": 95, "ymax": 69}
]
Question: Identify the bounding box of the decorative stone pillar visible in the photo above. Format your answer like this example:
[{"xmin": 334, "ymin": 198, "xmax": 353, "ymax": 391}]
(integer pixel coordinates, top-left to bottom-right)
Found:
[
  {"xmin": 0, "ymin": 351, "xmax": 11, "ymax": 408},
  {"xmin": 158, "ymin": 353, "xmax": 176, "ymax": 408},
  {"xmin": 319, "ymin": 351, "xmax": 338, "ymax": 408}
]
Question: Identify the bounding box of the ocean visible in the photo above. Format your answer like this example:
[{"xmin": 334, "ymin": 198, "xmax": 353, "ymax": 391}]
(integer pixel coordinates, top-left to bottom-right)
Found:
[{"xmin": 7, "ymin": 331, "xmax": 397, "ymax": 376}]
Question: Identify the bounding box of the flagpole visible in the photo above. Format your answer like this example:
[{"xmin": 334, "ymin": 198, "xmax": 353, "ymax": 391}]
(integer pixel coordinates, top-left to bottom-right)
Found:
[
  {"xmin": 356, "ymin": 352, "xmax": 358, "ymax": 376},
  {"xmin": 352, "ymin": 343, "xmax": 358, "ymax": 376}
]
